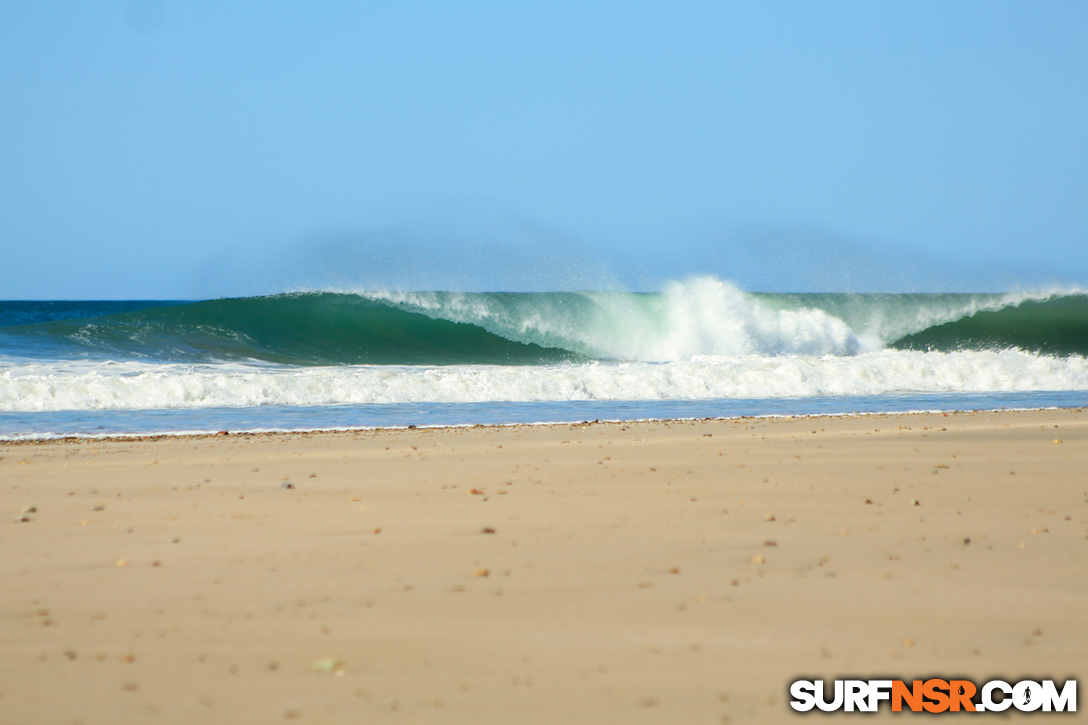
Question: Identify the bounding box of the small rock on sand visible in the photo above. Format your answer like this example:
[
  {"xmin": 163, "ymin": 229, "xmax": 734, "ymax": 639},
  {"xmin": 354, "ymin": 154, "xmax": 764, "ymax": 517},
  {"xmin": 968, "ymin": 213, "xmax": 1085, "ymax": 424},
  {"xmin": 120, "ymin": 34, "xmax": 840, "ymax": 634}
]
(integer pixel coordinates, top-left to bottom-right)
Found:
[{"xmin": 312, "ymin": 657, "xmax": 344, "ymax": 674}]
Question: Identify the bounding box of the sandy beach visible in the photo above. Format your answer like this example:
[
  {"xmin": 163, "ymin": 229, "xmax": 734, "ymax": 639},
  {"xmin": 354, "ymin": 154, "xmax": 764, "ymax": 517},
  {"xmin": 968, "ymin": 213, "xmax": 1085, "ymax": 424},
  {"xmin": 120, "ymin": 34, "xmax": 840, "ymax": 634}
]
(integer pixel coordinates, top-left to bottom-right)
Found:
[{"xmin": 2, "ymin": 408, "xmax": 1085, "ymax": 724}]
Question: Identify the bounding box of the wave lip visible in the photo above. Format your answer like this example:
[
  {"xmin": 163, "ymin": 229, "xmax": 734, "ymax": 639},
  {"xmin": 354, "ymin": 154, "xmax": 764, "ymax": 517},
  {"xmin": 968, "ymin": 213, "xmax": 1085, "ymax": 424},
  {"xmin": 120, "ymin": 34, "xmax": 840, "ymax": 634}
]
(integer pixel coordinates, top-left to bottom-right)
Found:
[
  {"xmin": 370, "ymin": 278, "xmax": 864, "ymax": 360},
  {"xmin": 891, "ymin": 294, "xmax": 1088, "ymax": 356},
  {"xmin": 0, "ymin": 294, "xmax": 581, "ymax": 366}
]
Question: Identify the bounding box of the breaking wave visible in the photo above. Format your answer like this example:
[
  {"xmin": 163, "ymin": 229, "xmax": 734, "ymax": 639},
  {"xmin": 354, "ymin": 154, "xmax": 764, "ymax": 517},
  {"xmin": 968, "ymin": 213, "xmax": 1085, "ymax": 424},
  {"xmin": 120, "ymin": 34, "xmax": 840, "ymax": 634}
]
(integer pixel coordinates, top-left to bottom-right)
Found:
[
  {"xmin": 3, "ymin": 278, "xmax": 1085, "ymax": 365},
  {"xmin": 2, "ymin": 277, "xmax": 1086, "ymax": 412}
]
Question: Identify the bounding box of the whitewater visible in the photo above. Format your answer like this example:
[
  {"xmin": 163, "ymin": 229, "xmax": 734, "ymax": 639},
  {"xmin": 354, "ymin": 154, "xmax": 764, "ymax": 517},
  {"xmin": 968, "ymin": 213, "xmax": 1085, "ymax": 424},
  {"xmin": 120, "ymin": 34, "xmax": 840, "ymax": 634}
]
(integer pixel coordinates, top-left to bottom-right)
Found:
[{"xmin": 2, "ymin": 277, "xmax": 1086, "ymax": 437}]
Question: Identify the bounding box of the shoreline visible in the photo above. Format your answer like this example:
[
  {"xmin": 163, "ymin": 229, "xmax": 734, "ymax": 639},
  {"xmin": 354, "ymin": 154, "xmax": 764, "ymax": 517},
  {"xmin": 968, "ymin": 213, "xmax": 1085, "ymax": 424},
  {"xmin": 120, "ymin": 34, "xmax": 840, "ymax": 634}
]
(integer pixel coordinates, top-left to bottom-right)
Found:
[
  {"xmin": 3, "ymin": 404, "xmax": 1085, "ymax": 444},
  {"xmin": 3, "ymin": 407, "xmax": 1085, "ymax": 723}
]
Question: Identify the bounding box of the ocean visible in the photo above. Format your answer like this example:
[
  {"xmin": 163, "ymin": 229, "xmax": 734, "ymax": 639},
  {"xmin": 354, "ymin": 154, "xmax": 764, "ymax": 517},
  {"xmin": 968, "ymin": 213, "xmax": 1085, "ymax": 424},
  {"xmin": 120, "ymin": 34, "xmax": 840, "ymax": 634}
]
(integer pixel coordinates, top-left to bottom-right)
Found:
[{"xmin": 2, "ymin": 277, "xmax": 1086, "ymax": 439}]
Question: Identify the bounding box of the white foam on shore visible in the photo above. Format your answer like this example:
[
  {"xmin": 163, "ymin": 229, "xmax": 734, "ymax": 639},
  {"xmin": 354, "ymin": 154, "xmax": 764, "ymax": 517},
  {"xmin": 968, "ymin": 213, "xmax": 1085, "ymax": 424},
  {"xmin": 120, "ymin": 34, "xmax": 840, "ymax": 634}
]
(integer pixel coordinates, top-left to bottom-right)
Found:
[{"xmin": 2, "ymin": 349, "xmax": 1087, "ymax": 412}]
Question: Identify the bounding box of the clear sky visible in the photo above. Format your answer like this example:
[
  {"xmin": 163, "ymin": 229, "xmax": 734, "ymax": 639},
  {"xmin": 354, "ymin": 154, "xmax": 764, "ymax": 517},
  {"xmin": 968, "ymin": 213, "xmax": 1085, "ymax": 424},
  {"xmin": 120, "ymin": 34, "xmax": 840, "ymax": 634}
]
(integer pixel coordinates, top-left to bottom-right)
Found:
[{"xmin": 2, "ymin": 1, "xmax": 1086, "ymax": 298}]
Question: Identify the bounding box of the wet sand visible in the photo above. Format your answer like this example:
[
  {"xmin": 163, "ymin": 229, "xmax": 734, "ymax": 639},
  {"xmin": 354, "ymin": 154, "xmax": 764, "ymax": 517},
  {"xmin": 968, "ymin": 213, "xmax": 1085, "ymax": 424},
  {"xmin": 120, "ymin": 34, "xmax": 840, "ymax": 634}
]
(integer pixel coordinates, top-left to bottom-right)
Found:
[{"xmin": 2, "ymin": 408, "xmax": 1086, "ymax": 724}]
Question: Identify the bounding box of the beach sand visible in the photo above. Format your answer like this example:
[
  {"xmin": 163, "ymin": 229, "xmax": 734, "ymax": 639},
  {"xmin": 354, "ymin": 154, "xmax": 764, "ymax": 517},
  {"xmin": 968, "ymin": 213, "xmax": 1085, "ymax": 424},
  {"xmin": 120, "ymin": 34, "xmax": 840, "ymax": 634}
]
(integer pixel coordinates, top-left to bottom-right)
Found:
[{"xmin": 2, "ymin": 409, "xmax": 1085, "ymax": 723}]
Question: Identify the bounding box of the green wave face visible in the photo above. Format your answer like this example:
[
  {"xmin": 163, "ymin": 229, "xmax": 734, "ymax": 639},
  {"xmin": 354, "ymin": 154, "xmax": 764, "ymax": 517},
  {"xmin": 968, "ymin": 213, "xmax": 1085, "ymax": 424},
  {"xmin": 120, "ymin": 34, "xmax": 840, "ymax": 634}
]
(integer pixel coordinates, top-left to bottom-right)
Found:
[
  {"xmin": 890, "ymin": 295, "xmax": 1088, "ymax": 355},
  {"xmin": 2, "ymin": 283, "xmax": 1086, "ymax": 365},
  {"xmin": 3, "ymin": 293, "xmax": 582, "ymax": 365}
]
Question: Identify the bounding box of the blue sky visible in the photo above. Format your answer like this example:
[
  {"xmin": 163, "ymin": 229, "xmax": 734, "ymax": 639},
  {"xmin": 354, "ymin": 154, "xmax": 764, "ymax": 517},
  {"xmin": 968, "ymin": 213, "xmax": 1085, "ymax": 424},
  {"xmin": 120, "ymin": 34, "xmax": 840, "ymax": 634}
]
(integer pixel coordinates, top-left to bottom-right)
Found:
[{"xmin": 2, "ymin": 1, "xmax": 1086, "ymax": 298}]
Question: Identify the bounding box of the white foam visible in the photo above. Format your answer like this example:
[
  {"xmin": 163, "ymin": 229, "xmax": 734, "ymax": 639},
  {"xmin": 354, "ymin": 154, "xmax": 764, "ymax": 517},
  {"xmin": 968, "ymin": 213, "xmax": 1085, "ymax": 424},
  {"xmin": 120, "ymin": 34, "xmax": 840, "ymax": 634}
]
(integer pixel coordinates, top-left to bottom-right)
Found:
[
  {"xmin": 364, "ymin": 277, "xmax": 862, "ymax": 360},
  {"xmin": 358, "ymin": 278, "xmax": 1088, "ymax": 360},
  {"xmin": 3, "ymin": 349, "xmax": 1087, "ymax": 412}
]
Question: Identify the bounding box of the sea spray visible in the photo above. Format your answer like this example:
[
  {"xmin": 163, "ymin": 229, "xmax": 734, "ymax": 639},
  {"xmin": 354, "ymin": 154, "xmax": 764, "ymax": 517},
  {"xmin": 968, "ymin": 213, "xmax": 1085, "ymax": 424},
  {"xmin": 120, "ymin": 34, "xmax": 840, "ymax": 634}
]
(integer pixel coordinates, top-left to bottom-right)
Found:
[{"xmin": 368, "ymin": 277, "xmax": 861, "ymax": 360}]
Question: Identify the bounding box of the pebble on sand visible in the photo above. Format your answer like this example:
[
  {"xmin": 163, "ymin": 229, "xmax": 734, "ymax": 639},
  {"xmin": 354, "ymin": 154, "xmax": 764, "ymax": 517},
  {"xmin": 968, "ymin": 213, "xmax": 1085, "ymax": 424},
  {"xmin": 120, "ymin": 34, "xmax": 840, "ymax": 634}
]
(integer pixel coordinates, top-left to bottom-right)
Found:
[
  {"xmin": 471, "ymin": 567, "xmax": 490, "ymax": 578},
  {"xmin": 312, "ymin": 657, "xmax": 345, "ymax": 675}
]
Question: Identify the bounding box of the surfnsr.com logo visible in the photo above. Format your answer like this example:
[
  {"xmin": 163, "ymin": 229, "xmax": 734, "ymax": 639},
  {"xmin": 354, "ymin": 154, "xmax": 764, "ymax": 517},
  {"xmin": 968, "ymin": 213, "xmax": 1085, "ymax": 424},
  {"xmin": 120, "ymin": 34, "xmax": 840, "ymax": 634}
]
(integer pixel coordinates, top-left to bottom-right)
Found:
[{"xmin": 789, "ymin": 679, "xmax": 1077, "ymax": 713}]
